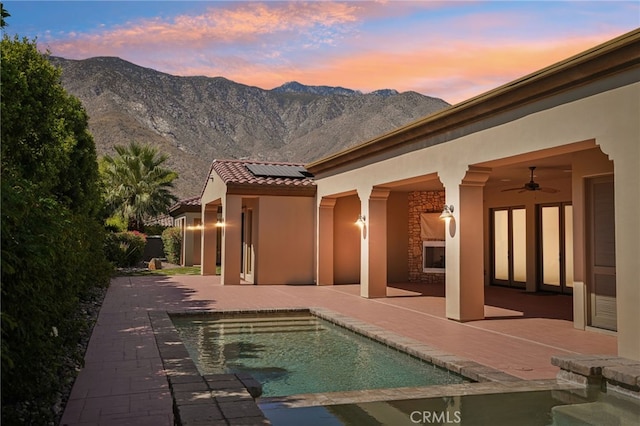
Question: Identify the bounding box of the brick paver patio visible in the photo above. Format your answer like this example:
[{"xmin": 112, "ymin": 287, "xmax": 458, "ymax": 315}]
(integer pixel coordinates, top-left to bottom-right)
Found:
[{"xmin": 60, "ymin": 275, "xmax": 617, "ymax": 425}]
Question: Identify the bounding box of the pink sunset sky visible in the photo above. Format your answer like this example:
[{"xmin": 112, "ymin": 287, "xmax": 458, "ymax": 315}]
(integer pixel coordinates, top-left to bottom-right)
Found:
[{"xmin": 4, "ymin": 1, "xmax": 639, "ymax": 104}]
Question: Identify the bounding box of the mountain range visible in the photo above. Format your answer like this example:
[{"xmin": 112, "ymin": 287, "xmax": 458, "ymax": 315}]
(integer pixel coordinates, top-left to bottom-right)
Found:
[{"xmin": 50, "ymin": 56, "xmax": 450, "ymax": 199}]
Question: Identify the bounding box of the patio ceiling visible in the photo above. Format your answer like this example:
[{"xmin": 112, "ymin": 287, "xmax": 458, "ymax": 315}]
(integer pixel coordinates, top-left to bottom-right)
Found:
[{"xmin": 373, "ymin": 140, "xmax": 600, "ymax": 194}]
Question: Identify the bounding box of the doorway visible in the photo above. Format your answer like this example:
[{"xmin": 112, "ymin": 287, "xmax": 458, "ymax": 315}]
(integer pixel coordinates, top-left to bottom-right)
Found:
[
  {"xmin": 539, "ymin": 203, "xmax": 574, "ymax": 294},
  {"xmin": 586, "ymin": 175, "xmax": 616, "ymax": 331},
  {"xmin": 241, "ymin": 208, "xmax": 254, "ymax": 283},
  {"xmin": 491, "ymin": 207, "xmax": 527, "ymax": 288}
]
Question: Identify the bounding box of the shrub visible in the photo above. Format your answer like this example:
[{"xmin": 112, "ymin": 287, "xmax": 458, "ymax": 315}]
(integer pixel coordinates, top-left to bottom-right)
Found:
[
  {"xmin": 1, "ymin": 178, "xmax": 111, "ymax": 423},
  {"xmin": 105, "ymin": 214, "xmax": 127, "ymax": 232},
  {"xmin": 162, "ymin": 227, "xmax": 182, "ymax": 265},
  {"xmin": 104, "ymin": 231, "xmax": 147, "ymax": 267}
]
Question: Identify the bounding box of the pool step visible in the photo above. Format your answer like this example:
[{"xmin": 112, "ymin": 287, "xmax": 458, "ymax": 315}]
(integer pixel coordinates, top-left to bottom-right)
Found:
[
  {"xmin": 216, "ymin": 325, "xmax": 328, "ymax": 336},
  {"xmin": 213, "ymin": 315, "xmax": 315, "ymax": 324},
  {"xmin": 212, "ymin": 318, "xmax": 326, "ymax": 335}
]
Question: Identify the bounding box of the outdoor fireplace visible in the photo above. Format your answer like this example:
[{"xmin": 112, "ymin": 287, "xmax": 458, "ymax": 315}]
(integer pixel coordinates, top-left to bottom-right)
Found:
[{"xmin": 423, "ymin": 240, "xmax": 445, "ymax": 273}]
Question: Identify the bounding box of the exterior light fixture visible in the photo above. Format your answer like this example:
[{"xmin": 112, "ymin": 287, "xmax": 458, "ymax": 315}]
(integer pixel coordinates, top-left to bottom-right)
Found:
[
  {"xmin": 439, "ymin": 205, "xmax": 454, "ymax": 220},
  {"xmin": 215, "ymin": 211, "xmax": 225, "ymax": 228},
  {"xmin": 355, "ymin": 214, "xmax": 366, "ymax": 228}
]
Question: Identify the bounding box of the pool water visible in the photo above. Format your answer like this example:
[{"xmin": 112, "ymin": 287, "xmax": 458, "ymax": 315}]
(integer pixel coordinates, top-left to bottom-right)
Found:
[{"xmin": 172, "ymin": 313, "xmax": 469, "ymax": 397}]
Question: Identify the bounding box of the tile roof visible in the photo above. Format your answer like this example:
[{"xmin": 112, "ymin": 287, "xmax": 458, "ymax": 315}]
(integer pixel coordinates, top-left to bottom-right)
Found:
[
  {"xmin": 210, "ymin": 159, "xmax": 316, "ymax": 188},
  {"xmin": 169, "ymin": 196, "xmax": 201, "ymax": 215},
  {"xmin": 176, "ymin": 196, "xmax": 201, "ymax": 207}
]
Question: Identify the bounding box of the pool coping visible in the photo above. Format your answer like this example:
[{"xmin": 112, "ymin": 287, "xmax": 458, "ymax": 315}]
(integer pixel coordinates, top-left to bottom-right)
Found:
[
  {"xmin": 258, "ymin": 379, "xmax": 584, "ymax": 409},
  {"xmin": 149, "ymin": 307, "xmax": 579, "ymax": 425}
]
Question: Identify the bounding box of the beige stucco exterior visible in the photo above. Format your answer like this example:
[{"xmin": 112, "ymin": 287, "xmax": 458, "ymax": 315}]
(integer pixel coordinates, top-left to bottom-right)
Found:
[
  {"xmin": 200, "ymin": 162, "xmax": 316, "ymax": 285},
  {"xmin": 172, "ymin": 212, "xmax": 202, "ymax": 266},
  {"xmin": 307, "ymin": 30, "xmax": 640, "ymax": 360}
]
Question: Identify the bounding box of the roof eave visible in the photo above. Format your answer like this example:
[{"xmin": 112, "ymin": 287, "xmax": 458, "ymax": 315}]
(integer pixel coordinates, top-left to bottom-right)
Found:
[
  {"xmin": 169, "ymin": 204, "xmax": 201, "ymax": 216},
  {"xmin": 226, "ymin": 183, "xmax": 317, "ymax": 197}
]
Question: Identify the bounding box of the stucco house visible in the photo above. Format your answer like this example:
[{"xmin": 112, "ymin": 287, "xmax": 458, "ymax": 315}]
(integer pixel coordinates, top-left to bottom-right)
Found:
[
  {"xmin": 198, "ymin": 29, "xmax": 639, "ymax": 360},
  {"xmin": 200, "ymin": 159, "xmax": 316, "ymax": 285},
  {"xmin": 305, "ymin": 29, "xmax": 639, "ymax": 360},
  {"xmin": 169, "ymin": 196, "xmax": 202, "ymax": 266}
]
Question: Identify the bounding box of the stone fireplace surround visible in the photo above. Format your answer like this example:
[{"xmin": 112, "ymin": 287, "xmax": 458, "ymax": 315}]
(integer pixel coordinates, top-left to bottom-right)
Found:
[{"xmin": 408, "ymin": 191, "xmax": 446, "ymax": 284}]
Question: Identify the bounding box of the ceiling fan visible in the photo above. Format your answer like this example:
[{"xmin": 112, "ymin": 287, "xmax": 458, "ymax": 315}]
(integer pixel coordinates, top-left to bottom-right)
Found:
[{"xmin": 502, "ymin": 166, "xmax": 559, "ymax": 193}]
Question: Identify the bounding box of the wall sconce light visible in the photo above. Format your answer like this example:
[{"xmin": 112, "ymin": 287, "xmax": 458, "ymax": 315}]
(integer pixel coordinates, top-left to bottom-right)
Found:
[
  {"xmin": 439, "ymin": 205, "xmax": 454, "ymax": 220},
  {"xmin": 355, "ymin": 214, "xmax": 367, "ymax": 239},
  {"xmin": 215, "ymin": 217, "xmax": 225, "ymax": 227}
]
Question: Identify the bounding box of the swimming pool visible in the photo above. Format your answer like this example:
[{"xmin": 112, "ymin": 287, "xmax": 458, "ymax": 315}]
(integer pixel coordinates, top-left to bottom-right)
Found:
[{"xmin": 171, "ymin": 312, "xmax": 469, "ymax": 398}]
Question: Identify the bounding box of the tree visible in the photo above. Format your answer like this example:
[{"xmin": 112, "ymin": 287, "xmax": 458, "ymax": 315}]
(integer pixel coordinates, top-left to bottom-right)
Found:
[
  {"xmin": 101, "ymin": 142, "xmax": 178, "ymax": 232},
  {"xmin": 1, "ymin": 4, "xmax": 10, "ymax": 28},
  {"xmin": 1, "ymin": 33, "xmax": 111, "ymax": 424}
]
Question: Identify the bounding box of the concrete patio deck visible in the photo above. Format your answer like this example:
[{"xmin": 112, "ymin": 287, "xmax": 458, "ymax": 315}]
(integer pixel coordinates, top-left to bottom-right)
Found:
[{"xmin": 60, "ymin": 275, "xmax": 617, "ymax": 425}]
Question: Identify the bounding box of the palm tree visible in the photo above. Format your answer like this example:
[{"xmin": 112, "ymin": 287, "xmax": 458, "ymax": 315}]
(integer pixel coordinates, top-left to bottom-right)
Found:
[{"xmin": 101, "ymin": 142, "xmax": 178, "ymax": 232}]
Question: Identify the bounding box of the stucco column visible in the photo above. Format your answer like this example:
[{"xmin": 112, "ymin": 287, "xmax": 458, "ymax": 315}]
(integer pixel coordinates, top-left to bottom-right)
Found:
[
  {"xmin": 178, "ymin": 218, "xmax": 187, "ymax": 266},
  {"xmin": 441, "ymin": 167, "xmax": 491, "ymax": 321},
  {"xmin": 221, "ymin": 195, "xmax": 242, "ymax": 285},
  {"xmin": 182, "ymin": 216, "xmax": 195, "ymax": 266},
  {"xmin": 317, "ymin": 197, "xmax": 336, "ymax": 285},
  {"xmin": 598, "ymin": 136, "xmax": 640, "ymax": 360},
  {"xmin": 360, "ymin": 188, "xmax": 390, "ymax": 298},
  {"xmin": 201, "ymin": 207, "xmax": 218, "ymax": 275}
]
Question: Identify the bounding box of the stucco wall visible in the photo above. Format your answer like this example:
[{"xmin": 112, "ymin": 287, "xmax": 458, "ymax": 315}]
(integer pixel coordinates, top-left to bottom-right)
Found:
[
  {"xmin": 254, "ymin": 196, "xmax": 315, "ymax": 285},
  {"xmin": 333, "ymin": 194, "xmax": 361, "ymax": 284},
  {"xmin": 387, "ymin": 192, "xmax": 409, "ymax": 283}
]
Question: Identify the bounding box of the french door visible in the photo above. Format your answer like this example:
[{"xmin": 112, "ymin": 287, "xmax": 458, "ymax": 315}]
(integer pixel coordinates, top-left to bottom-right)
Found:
[
  {"xmin": 491, "ymin": 207, "xmax": 527, "ymax": 288},
  {"xmin": 241, "ymin": 209, "xmax": 254, "ymax": 283},
  {"xmin": 539, "ymin": 203, "xmax": 573, "ymax": 293}
]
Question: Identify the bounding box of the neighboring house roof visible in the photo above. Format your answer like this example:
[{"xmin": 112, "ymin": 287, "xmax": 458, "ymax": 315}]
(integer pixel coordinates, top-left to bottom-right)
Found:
[
  {"xmin": 169, "ymin": 196, "xmax": 201, "ymax": 216},
  {"xmin": 203, "ymin": 159, "xmax": 316, "ymax": 197},
  {"xmin": 306, "ymin": 28, "xmax": 640, "ymax": 176},
  {"xmin": 146, "ymin": 213, "xmax": 174, "ymax": 227}
]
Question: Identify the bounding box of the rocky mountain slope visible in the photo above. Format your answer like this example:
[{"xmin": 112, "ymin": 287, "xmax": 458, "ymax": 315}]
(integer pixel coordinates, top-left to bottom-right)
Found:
[{"xmin": 50, "ymin": 56, "xmax": 450, "ymax": 199}]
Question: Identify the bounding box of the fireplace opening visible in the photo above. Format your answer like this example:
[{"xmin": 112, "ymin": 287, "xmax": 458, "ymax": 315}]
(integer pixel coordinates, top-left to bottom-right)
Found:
[{"xmin": 423, "ymin": 241, "xmax": 445, "ymax": 273}]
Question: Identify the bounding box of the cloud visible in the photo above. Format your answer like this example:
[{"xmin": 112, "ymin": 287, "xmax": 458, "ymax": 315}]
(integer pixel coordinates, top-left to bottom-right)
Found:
[
  {"xmin": 40, "ymin": 2, "xmax": 635, "ymax": 104},
  {"xmin": 47, "ymin": 2, "xmax": 364, "ymax": 57},
  {"xmin": 165, "ymin": 31, "xmax": 622, "ymax": 104}
]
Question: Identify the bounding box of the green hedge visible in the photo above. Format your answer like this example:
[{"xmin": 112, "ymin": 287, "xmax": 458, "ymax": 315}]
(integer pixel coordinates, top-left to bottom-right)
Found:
[
  {"xmin": 1, "ymin": 34, "xmax": 111, "ymax": 424},
  {"xmin": 1, "ymin": 175, "xmax": 112, "ymax": 424},
  {"xmin": 104, "ymin": 231, "xmax": 147, "ymax": 267},
  {"xmin": 162, "ymin": 227, "xmax": 182, "ymax": 264}
]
